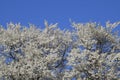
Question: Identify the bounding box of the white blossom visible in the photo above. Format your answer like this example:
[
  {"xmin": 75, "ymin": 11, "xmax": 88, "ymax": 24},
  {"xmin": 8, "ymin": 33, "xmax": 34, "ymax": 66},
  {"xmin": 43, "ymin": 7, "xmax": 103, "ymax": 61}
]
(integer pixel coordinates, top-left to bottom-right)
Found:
[{"xmin": 0, "ymin": 21, "xmax": 120, "ymax": 80}]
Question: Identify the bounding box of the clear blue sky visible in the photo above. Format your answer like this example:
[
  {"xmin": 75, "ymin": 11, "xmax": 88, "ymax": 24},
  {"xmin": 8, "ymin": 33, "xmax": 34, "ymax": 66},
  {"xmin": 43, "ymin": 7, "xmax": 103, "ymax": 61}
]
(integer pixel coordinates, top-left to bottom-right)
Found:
[{"xmin": 0, "ymin": 0, "xmax": 120, "ymax": 30}]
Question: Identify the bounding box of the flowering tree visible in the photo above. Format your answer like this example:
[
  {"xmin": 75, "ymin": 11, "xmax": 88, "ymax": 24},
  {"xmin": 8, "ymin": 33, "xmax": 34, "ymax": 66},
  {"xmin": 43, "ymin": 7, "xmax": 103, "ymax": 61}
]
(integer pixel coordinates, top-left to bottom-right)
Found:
[
  {"xmin": 65, "ymin": 21, "xmax": 120, "ymax": 80},
  {"xmin": 0, "ymin": 21, "xmax": 120, "ymax": 80}
]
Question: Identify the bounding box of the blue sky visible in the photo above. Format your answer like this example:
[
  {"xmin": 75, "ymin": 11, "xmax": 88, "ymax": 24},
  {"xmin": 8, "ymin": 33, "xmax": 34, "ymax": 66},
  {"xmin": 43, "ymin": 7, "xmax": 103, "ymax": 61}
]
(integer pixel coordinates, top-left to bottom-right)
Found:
[{"xmin": 0, "ymin": 0, "xmax": 120, "ymax": 30}]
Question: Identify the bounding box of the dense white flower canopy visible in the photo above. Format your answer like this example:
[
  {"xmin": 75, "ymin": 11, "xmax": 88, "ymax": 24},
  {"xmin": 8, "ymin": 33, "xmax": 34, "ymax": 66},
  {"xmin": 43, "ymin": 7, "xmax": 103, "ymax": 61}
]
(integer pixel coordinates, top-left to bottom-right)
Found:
[{"xmin": 0, "ymin": 21, "xmax": 120, "ymax": 80}]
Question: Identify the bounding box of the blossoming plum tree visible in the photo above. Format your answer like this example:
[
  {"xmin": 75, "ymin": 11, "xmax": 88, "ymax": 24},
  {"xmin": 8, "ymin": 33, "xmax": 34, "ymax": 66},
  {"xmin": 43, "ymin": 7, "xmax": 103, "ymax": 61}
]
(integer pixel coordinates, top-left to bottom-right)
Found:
[{"xmin": 0, "ymin": 21, "xmax": 120, "ymax": 80}]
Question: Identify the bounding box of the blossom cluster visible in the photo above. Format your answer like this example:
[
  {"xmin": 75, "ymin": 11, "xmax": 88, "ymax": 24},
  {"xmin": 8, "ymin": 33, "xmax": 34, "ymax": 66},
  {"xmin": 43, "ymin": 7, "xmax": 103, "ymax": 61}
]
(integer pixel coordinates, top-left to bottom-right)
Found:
[{"xmin": 0, "ymin": 21, "xmax": 120, "ymax": 80}]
